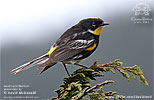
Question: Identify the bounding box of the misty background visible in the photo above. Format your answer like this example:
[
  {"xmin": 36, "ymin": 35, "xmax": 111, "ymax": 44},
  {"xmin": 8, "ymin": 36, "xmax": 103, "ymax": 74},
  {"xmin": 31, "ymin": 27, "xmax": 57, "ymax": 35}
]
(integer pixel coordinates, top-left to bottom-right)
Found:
[{"xmin": 0, "ymin": 0, "xmax": 153, "ymax": 100}]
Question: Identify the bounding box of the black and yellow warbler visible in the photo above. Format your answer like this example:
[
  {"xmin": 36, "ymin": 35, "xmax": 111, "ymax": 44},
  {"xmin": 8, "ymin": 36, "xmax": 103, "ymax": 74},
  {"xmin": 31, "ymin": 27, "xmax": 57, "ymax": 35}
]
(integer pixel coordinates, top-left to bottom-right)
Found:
[{"xmin": 11, "ymin": 17, "xmax": 109, "ymax": 76}]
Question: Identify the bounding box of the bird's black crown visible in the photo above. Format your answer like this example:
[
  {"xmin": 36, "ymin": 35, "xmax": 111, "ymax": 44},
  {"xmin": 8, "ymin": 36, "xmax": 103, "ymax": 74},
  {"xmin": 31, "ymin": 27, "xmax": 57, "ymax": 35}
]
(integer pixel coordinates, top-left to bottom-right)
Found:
[{"xmin": 79, "ymin": 17, "xmax": 106, "ymax": 31}]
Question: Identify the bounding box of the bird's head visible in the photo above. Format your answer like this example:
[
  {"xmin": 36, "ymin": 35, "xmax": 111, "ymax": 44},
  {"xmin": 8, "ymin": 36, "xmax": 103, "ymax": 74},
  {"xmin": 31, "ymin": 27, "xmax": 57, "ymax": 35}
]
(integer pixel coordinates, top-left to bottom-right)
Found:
[{"xmin": 79, "ymin": 17, "xmax": 109, "ymax": 35}]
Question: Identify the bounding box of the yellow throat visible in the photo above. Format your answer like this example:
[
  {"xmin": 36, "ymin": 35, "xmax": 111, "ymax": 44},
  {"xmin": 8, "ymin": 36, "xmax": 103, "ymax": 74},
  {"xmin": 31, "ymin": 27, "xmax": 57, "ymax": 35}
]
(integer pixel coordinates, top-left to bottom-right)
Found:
[{"xmin": 93, "ymin": 27, "xmax": 103, "ymax": 35}]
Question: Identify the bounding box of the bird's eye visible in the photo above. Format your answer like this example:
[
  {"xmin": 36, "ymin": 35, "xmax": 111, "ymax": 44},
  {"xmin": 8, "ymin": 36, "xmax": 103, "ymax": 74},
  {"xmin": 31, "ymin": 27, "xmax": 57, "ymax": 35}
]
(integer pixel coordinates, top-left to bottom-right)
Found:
[{"xmin": 92, "ymin": 23, "xmax": 96, "ymax": 27}]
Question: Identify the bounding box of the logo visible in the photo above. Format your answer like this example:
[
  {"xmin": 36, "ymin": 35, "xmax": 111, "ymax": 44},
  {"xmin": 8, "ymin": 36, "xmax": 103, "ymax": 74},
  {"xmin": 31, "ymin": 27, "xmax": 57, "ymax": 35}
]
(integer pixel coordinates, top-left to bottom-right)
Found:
[{"xmin": 131, "ymin": 3, "xmax": 152, "ymax": 24}]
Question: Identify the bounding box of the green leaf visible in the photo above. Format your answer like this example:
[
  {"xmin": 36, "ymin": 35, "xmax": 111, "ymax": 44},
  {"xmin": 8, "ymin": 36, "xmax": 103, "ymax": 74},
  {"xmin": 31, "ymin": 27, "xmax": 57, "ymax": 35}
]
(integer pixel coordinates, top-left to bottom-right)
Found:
[
  {"xmin": 52, "ymin": 59, "xmax": 149, "ymax": 99},
  {"xmin": 110, "ymin": 59, "xmax": 123, "ymax": 66},
  {"xmin": 131, "ymin": 72, "xmax": 136, "ymax": 79},
  {"xmin": 97, "ymin": 87, "xmax": 104, "ymax": 94},
  {"xmin": 117, "ymin": 68, "xmax": 130, "ymax": 81},
  {"xmin": 138, "ymin": 75, "xmax": 149, "ymax": 86}
]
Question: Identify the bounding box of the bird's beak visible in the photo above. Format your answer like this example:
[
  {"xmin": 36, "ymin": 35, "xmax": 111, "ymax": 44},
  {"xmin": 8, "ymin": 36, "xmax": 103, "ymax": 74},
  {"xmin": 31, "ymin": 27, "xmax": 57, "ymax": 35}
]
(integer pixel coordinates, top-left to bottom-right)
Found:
[
  {"xmin": 102, "ymin": 23, "xmax": 110, "ymax": 26},
  {"xmin": 101, "ymin": 22, "xmax": 110, "ymax": 26}
]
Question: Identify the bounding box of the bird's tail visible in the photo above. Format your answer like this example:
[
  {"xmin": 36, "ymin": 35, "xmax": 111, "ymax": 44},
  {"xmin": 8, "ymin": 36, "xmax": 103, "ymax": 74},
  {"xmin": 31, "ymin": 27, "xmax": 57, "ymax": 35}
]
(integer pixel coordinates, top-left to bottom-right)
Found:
[{"xmin": 10, "ymin": 55, "xmax": 49, "ymax": 75}]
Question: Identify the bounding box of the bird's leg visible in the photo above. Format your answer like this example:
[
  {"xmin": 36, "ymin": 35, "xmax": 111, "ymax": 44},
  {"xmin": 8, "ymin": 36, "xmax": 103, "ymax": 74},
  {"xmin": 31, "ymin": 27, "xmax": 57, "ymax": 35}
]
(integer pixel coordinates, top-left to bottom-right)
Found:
[
  {"xmin": 74, "ymin": 63, "xmax": 88, "ymax": 68},
  {"xmin": 62, "ymin": 63, "xmax": 70, "ymax": 77}
]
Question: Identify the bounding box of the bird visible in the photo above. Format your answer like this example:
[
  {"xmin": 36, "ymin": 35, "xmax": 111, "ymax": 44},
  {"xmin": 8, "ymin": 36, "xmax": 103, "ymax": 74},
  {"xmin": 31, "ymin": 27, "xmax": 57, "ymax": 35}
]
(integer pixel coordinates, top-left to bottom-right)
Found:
[{"xmin": 10, "ymin": 17, "xmax": 109, "ymax": 76}]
